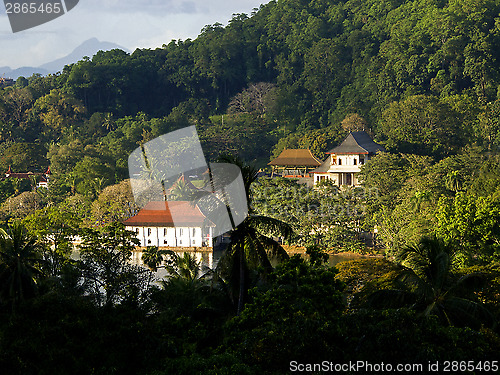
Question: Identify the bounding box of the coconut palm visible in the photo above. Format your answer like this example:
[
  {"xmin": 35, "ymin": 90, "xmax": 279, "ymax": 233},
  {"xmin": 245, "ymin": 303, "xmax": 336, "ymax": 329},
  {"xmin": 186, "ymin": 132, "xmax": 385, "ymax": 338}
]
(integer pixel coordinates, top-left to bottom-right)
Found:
[
  {"xmin": 165, "ymin": 252, "xmax": 205, "ymax": 281},
  {"xmin": 214, "ymin": 154, "xmax": 292, "ymax": 314},
  {"xmin": 152, "ymin": 251, "xmax": 228, "ymax": 319},
  {"xmin": 368, "ymin": 236, "xmax": 495, "ymax": 328},
  {"xmin": 142, "ymin": 247, "xmax": 212, "ymax": 283},
  {"xmin": 445, "ymin": 170, "xmax": 463, "ymax": 193},
  {"xmin": 0, "ymin": 221, "xmax": 44, "ymax": 310},
  {"xmin": 141, "ymin": 246, "xmax": 171, "ymax": 272}
]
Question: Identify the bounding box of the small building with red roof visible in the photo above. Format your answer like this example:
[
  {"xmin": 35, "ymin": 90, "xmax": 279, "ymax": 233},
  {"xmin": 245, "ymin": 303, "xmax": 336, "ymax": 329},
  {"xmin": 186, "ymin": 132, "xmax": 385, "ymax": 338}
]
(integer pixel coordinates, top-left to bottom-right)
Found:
[
  {"xmin": 4, "ymin": 166, "xmax": 51, "ymax": 189},
  {"xmin": 123, "ymin": 201, "xmax": 214, "ymax": 248}
]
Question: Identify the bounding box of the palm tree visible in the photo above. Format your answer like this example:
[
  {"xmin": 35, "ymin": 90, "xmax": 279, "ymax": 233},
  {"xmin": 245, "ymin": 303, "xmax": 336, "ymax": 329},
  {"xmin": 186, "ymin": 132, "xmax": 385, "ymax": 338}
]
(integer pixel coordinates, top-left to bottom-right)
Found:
[
  {"xmin": 410, "ymin": 190, "xmax": 432, "ymax": 211},
  {"xmin": 0, "ymin": 221, "xmax": 44, "ymax": 310},
  {"xmin": 368, "ymin": 236, "xmax": 495, "ymax": 328},
  {"xmin": 141, "ymin": 246, "xmax": 171, "ymax": 272},
  {"xmin": 92, "ymin": 177, "xmax": 105, "ymax": 196},
  {"xmin": 165, "ymin": 252, "xmax": 206, "ymax": 281},
  {"xmin": 167, "ymin": 174, "xmax": 197, "ymax": 201},
  {"xmin": 143, "ymin": 247, "xmax": 211, "ymax": 282},
  {"xmin": 445, "ymin": 170, "xmax": 463, "ymax": 193},
  {"xmin": 153, "ymin": 251, "xmax": 225, "ymax": 318},
  {"xmin": 214, "ymin": 154, "xmax": 292, "ymax": 314}
]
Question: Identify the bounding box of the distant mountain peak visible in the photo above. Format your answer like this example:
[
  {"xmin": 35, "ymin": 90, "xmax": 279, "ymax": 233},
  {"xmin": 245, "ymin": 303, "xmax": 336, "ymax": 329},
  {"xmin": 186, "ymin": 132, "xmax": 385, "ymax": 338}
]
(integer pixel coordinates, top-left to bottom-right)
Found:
[
  {"xmin": 39, "ymin": 38, "xmax": 129, "ymax": 71},
  {"xmin": 1, "ymin": 38, "xmax": 129, "ymax": 80}
]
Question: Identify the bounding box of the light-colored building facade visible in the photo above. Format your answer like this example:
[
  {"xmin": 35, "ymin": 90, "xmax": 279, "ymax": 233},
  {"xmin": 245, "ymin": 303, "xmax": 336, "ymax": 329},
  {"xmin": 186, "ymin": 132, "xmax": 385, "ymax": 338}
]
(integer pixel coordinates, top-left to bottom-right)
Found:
[
  {"xmin": 124, "ymin": 201, "xmax": 214, "ymax": 248},
  {"xmin": 313, "ymin": 131, "xmax": 385, "ymax": 187}
]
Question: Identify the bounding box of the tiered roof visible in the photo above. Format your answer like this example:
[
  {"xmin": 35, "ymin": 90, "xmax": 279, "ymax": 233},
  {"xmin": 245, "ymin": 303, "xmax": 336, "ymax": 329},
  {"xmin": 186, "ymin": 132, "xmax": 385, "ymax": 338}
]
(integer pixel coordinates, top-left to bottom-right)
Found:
[
  {"xmin": 327, "ymin": 131, "xmax": 385, "ymax": 155},
  {"xmin": 311, "ymin": 155, "xmax": 332, "ymax": 174},
  {"xmin": 268, "ymin": 149, "xmax": 322, "ymax": 167},
  {"xmin": 4, "ymin": 166, "xmax": 51, "ymax": 182}
]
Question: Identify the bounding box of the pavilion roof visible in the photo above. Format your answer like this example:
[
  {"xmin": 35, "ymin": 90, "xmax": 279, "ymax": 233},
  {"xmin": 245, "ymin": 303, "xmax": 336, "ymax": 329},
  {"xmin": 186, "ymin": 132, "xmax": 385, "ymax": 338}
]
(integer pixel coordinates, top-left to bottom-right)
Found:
[{"xmin": 268, "ymin": 149, "xmax": 322, "ymax": 167}]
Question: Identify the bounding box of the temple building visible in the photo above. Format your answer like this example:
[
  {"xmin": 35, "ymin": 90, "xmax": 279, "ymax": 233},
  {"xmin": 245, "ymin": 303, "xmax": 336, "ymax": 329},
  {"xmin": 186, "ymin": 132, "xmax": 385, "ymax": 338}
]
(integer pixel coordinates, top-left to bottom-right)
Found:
[
  {"xmin": 3, "ymin": 166, "xmax": 51, "ymax": 188},
  {"xmin": 312, "ymin": 131, "xmax": 385, "ymax": 187},
  {"xmin": 123, "ymin": 201, "xmax": 214, "ymax": 248},
  {"xmin": 268, "ymin": 149, "xmax": 322, "ymax": 178}
]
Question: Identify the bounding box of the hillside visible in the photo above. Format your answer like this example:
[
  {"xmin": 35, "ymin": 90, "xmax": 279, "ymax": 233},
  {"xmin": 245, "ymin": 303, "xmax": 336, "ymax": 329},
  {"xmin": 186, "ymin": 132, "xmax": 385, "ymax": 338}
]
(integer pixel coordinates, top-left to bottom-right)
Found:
[{"xmin": 1, "ymin": 0, "xmax": 500, "ymax": 179}]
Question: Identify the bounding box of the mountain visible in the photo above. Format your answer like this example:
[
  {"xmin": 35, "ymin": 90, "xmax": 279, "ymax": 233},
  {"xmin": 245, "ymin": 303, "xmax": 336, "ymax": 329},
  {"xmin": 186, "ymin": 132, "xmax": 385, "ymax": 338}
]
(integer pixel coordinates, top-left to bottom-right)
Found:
[
  {"xmin": 1, "ymin": 38, "xmax": 129, "ymax": 80},
  {"xmin": 39, "ymin": 38, "xmax": 128, "ymax": 72},
  {"xmin": 0, "ymin": 66, "xmax": 50, "ymax": 80}
]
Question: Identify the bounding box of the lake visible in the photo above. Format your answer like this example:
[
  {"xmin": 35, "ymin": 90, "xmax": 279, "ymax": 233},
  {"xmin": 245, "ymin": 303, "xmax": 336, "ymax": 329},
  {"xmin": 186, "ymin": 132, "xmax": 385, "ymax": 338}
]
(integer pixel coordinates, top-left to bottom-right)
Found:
[{"xmin": 127, "ymin": 249, "xmax": 374, "ymax": 279}]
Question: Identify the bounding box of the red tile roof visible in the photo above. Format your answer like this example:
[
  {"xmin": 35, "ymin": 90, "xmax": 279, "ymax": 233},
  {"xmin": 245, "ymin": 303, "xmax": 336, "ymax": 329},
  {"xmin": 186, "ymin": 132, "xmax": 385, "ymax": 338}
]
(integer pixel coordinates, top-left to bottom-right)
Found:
[{"xmin": 123, "ymin": 201, "xmax": 210, "ymax": 227}]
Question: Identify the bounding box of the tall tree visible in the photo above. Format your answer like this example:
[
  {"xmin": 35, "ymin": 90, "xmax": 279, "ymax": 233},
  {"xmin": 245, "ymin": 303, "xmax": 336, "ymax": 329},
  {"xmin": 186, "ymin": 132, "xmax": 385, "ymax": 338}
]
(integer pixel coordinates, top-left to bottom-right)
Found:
[
  {"xmin": 368, "ymin": 236, "xmax": 495, "ymax": 328},
  {"xmin": 0, "ymin": 221, "xmax": 43, "ymax": 309},
  {"xmin": 378, "ymin": 95, "xmax": 466, "ymax": 158},
  {"xmin": 78, "ymin": 222, "xmax": 152, "ymax": 307},
  {"xmin": 214, "ymin": 154, "xmax": 292, "ymax": 314}
]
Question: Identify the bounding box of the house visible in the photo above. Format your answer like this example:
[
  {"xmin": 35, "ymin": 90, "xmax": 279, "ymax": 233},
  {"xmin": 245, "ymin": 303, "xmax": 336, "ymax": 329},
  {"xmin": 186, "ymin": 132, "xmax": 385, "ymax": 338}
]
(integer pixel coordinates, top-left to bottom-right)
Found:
[
  {"xmin": 0, "ymin": 77, "xmax": 14, "ymax": 88},
  {"xmin": 268, "ymin": 149, "xmax": 322, "ymax": 178},
  {"xmin": 312, "ymin": 131, "xmax": 385, "ymax": 187},
  {"xmin": 123, "ymin": 201, "xmax": 214, "ymax": 248},
  {"xmin": 3, "ymin": 166, "xmax": 51, "ymax": 189}
]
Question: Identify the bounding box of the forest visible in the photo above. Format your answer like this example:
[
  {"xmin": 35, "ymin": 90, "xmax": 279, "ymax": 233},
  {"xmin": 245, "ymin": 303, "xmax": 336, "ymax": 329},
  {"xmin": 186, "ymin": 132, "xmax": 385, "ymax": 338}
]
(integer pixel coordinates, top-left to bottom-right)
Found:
[{"xmin": 0, "ymin": 0, "xmax": 500, "ymax": 373}]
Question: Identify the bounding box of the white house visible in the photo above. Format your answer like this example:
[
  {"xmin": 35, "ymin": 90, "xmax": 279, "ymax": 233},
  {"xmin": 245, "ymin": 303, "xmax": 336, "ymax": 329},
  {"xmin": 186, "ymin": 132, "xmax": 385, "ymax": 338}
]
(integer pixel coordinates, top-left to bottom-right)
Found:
[
  {"xmin": 313, "ymin": 131, "xmax": 385, "ymax": 187},
  {"xmin": 124, "ymin": 201, "xmax": 214, "ymax": 248}
]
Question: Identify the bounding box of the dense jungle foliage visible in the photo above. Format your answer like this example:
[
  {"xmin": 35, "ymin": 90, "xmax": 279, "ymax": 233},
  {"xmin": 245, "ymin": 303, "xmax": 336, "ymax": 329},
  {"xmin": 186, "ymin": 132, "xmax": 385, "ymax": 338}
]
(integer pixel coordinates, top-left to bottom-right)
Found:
[{"xmin": 1, "ymin": 0, "xmax": 500, "ymax": 373}]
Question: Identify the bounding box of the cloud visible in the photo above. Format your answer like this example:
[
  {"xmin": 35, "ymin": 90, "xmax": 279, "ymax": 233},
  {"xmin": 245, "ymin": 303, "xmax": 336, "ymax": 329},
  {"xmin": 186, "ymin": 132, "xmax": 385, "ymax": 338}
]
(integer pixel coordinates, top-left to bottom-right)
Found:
[
  {"xmin": 0, "ymin": 0, "xmax": 269, "ymax": 68},
  {"xmin": 83, "ymin": 0, "xmax": 195, "ymax": 15},
  {"xmin": 82, "ymin": 0, "xmax": 262, "ymax": 15}
]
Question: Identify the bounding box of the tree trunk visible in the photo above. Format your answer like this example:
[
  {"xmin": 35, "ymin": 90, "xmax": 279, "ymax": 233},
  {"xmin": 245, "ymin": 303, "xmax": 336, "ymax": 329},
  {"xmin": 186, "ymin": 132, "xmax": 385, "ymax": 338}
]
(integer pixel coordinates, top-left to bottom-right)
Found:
[{"xmin": 237, "ymin": 248, "xmax": 245, "ymax": 315}]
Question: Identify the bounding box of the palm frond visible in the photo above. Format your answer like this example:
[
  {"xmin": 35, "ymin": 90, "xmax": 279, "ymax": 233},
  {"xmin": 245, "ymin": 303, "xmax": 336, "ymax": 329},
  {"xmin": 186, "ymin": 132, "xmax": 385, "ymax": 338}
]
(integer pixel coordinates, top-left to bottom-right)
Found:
[
  {"xmin": 255, "ymin": 232, "xmax": 289, "ymax": 264},
  {"xmin": 397, "ymin": 270, "xmax": 434, "ymax": 300},
  {"xmin": 246, "ymin": 232, "xmax": 273, "ymax": 270},
  {"xmin": 249, "ymin": 215, "xmax": 293, "ymax": 241},
  {"xmin": 366, "ymin": 289, "xmax": 418, "ymax": 309},
  {"xmin": 441, "ymin": 296, "xmax": 496, "ymax": 328}
]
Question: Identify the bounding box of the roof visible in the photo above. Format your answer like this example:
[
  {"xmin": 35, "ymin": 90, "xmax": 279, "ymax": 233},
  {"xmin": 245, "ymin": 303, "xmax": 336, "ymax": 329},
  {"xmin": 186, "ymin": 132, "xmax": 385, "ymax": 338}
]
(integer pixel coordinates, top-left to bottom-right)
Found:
[
  {"xmin": 123, "ymin": 201, "xmax": 210, "ymax": 227},
  {"xmin": 268, "ymin": 149, "xmax": 322, "ymax": 167},
  {"xmin": 327, "ymin": 131, "xmax": 385, "ymax": 155},
  {"xmin": 4, "ymin": 166, "xmax": 51, "ymax": 180},
  {"xmin": 311, "ymin": 155, "xmax": 332, "ymax": 174}
]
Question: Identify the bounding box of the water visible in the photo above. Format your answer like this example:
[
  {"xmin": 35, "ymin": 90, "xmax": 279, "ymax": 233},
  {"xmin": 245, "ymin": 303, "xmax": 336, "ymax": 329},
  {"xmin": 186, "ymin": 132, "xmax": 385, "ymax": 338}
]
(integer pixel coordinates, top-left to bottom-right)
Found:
[
  {"xmin": 130, "ymin": 249, "xmax": 222, "ymax": 280},
  {"xmin": 74, "ymin": 248, "xmax": 370, "ymax": 281},
  {"xmin": 131, "ymin": 250, "xmax": 368, "ymax": 274}
]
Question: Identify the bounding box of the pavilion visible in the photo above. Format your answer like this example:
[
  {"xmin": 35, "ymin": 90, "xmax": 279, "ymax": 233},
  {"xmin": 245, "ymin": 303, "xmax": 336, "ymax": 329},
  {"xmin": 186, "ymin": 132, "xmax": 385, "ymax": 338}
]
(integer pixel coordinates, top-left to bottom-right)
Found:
[{"xmin": 268, "ymin": 149, "xmax": 322, "ymax": 178}]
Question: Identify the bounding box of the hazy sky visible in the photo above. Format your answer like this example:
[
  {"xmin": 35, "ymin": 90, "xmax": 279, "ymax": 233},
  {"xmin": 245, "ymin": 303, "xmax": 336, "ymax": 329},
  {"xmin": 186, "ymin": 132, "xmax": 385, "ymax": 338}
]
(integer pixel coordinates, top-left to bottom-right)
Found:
[{"xmin": 0, "ymin": 0, "xmax": 268, "ymax": 68}]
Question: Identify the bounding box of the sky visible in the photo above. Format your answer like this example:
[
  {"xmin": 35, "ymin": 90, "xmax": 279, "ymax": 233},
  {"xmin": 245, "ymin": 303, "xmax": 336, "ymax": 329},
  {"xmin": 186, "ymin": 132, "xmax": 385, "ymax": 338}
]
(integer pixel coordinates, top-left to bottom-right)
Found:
[{"xmin": 0, "ymin": 0, "xmax": 269, "ymax": 68}]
